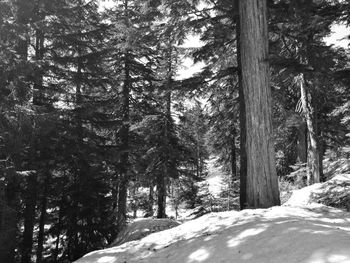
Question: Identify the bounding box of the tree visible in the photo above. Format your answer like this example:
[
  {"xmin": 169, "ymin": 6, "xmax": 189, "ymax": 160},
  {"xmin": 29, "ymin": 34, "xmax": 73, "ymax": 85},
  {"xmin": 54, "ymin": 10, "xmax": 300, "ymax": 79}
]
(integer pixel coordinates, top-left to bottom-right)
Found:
[
  {"xmin": 238, "ymin": 0, "xmax": 280, "ymax": 208},
  {"xmin": 268, "ymin": 0, "xmax": 348, "ymax": 184}
]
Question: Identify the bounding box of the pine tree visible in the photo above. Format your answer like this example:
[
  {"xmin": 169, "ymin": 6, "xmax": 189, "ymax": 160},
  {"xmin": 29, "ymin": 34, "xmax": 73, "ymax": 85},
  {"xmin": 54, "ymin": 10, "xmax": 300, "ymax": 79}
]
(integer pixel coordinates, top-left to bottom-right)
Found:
[
  {"xmin": 106, "ymin": 0, "xmax": 161, "ymax": 226},
  {"xmin": 269, "ymin": 0, "xmax": 348, "ymax": 184}
]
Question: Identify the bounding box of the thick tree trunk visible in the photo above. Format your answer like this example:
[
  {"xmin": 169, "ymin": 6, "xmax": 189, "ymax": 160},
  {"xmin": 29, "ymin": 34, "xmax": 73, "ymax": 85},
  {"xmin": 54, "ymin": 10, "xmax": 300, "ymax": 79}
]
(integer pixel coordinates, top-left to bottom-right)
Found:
[
  {"xmin": 239, "ymin": 0, "xmax": 281, "ymax": 208},
  {"xmin": 21, "ymin": 172, "xmax": 38, "ymax": 263},
  {"xmin": 299, "ymin": 74, "xmax": 320, "ymax": 185}
]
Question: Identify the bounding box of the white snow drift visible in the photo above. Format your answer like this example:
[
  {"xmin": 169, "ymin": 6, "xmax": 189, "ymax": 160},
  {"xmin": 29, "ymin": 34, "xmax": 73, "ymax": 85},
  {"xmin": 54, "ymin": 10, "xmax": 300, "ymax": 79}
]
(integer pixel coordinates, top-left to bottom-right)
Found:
[{"xmin": 75, "ymin": 175, "xmax": 350, "ymax": 263}]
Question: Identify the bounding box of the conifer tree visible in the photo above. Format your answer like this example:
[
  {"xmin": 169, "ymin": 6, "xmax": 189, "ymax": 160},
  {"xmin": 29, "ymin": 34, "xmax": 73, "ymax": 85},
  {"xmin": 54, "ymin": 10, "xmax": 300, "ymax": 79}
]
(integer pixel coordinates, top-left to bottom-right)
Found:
[{"xmin": 269, "ymin": 0, "xmax": 348, "ymax": 184}]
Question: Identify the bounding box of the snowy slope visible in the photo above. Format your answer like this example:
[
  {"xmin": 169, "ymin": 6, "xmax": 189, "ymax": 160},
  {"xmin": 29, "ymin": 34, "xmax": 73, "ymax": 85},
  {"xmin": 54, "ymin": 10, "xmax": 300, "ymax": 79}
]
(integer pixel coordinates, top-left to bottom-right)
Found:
[
  {"xmin": 75, "ymin": 205, "xmax": 350, "ymax": 263},
  {"xmin": 285, "ymin": 174, "xmax": 350, "ymax": 207},
  {"xmin": 109, "ymin": 218, "xmax": 180, "ymax": 247},
  {"xmin": 75, "ymin": 175, "xmax": 350, "ymax": 263}
]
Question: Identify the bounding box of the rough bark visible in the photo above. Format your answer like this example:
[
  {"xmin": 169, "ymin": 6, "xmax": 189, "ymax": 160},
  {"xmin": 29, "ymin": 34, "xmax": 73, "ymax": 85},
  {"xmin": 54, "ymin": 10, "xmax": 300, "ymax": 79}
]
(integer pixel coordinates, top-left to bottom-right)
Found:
[
  {"xmin": 299, "ymin": 74, "xmax": 320, "ymax": 185},
  {"xmin": 239, "ymin": 0, "xmax": 281, "ymax": 208}
]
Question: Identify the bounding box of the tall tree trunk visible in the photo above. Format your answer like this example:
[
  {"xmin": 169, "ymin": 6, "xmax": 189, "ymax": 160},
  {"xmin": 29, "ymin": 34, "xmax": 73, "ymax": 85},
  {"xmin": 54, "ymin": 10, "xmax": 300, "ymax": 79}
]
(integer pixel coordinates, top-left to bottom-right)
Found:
[
  {"xmin": 299, "ymin": 74, "xmax": 320, "ymax": 185},
  {"xmin": 67, "ymin": 48, "xmax": 83, "ymax": 262},
  {"xmin": 239, "ymin": 0, "xmax": 280, "ymax": 208},
  {"xmin": 34, "ymin": 22, "xmax": 47, "ymax": 263},
  {"xmin": 21, "ymin": 172, "xmax": 38, "ymax": 263},
  {"xmin": 157, "ymin": 89, "xmax": 171, "ymax": 218},
  {"xmin": 157, "ymin": 39, "xmax": 174, "ymax": 218},
  {"xmin": 117, "ymin": 52, "xmax": 130, "ymax": 229},
  {"xmin": 235, "ymin": 0, "xmax": 248, "ymax": 210},
  {"xmin": 18, "ymin": 6, "xmax": 37, "ymax": 258},
  {"xmin": 117, "ymin": 0, "xmax": 131, "ymax": 229}
]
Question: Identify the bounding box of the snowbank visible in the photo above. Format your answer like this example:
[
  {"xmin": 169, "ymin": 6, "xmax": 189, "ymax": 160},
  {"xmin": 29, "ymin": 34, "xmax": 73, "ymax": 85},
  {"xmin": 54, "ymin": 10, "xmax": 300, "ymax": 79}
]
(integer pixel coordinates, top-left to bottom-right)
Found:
[
  {"xmin": 110, "ymin": 218, "xmax": 180, "ymax": 247},
  {"xmin": 285, "ymin": 174, "xmax": 350, "ymax": 209},
  {"xmin": 75, "ymin": 205, "xmax": 350, "ymax": 263}
]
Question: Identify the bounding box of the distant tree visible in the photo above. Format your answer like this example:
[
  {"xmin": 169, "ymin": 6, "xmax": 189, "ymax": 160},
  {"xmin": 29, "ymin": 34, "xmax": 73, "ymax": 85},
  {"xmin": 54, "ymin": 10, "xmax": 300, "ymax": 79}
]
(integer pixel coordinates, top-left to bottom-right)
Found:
[{"xmin": 269, "ymin": 0, "xmax": 348, "ymax": 184}]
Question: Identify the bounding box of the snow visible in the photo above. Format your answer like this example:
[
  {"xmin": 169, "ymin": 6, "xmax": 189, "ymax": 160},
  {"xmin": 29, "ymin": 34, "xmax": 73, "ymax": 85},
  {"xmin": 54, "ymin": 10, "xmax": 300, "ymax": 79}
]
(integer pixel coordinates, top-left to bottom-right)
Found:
[
  {"xmin": 285, "ymin": 174, "xmax": 350, "ymax": 207},
  {"xmin": 110, "ymin": 218, "xmax": 180, "ymax": 247},
  {"xmin": 75, "ymin": 174, "xmax": 350, "ymax": 263},
  {"xmin": 205, "ymin": 157, "xmax": 226, "ymax": 198},
  {"xmin": 76, "ymin": 205, "xmax": 350, "ymax": 263}
]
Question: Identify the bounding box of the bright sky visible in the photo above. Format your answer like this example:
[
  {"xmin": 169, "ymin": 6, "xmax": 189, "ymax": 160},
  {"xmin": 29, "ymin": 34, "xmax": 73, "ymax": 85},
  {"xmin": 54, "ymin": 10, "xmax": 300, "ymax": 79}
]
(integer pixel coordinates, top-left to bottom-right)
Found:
[
  {"xmin": 177, "ymin": 35, "xmax": 205, "ymax": 80},
  {"xmin": 324, "ymin": 24, "xmax": 350, "ymax": 48},
  {"xmin": 98, "ymin": 0, "xmax": 114, "ymax": 11}
]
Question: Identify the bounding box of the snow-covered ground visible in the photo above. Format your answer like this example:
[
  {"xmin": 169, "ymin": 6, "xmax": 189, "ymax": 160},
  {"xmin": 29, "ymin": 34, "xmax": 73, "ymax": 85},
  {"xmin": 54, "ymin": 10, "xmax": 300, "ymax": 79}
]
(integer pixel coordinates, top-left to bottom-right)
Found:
[
  {"xmin": 205, "ymin": 156, "xmax": 226, "ymax": 198},
  {"xmin": 285, "ymin": 174, "xmax": 350, "ymax": 207},
  {"xmin": 75, "ymin": 175, "xmax": 350, "ymax": 263}
]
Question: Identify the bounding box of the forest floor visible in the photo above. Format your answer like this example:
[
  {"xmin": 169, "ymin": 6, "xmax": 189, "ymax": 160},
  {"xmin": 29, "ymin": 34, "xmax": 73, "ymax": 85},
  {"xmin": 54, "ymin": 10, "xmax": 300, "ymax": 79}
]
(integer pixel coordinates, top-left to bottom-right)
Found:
[{"xmin": 75, "ymin": 174, "xmax": 350, "ymax": 263}]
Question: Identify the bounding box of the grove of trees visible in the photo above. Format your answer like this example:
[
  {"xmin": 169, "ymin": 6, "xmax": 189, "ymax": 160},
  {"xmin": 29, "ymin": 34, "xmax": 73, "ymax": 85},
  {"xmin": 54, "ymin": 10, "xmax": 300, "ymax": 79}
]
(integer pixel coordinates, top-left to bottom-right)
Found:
[{"xmin": 0, "ymin": 0, "xmax": 349, "ymax": 262}]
